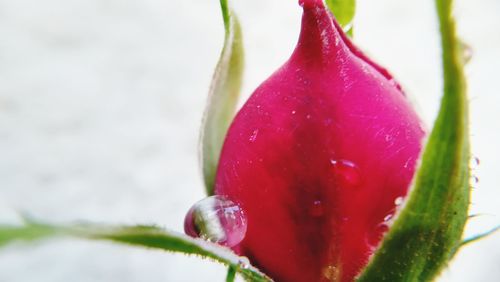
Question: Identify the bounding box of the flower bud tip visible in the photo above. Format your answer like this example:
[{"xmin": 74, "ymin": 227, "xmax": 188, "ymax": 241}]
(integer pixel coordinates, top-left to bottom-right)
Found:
[{"xmin": 299, "ymin": 0, "xmax": 323, "ymax": 8}]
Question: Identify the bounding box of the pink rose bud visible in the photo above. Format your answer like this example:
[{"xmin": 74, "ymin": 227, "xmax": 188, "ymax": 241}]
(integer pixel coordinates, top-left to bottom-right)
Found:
[{"xmin": 213, "ymin": 0, "xmax": 425, "ymax": 281}]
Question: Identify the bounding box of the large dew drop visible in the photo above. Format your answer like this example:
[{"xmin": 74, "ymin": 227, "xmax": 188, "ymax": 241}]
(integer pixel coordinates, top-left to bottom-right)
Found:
[
  {"xmin": 330, "ymin": 159, "xmax": 361, "ymax": 188},
  {"xmin": 184, "ymin": 196, "xmax": 247, "ymax": 247}
]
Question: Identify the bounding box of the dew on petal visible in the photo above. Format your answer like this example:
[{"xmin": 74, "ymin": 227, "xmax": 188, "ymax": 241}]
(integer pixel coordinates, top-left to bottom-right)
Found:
[
  {"xmin": 249, "ymin": 129, "xmax": 259, "ymax": 142},
  {"xmin": 308, "ymin": 200, "xmax": 325, "ymax": 217},
  {"xmin": 184, "ymin": 196, "xmax": 247, "ymax": 247},
  {"xmin": 383, "ymin": 213, "xmax": 394, "ymax": 222},
  {"xmin": 394, "ymin": 196, "xmax": 404, "ymax": 206},
  {"xmin": 330, "ymin": 159, "xmax": 361, "ymax": 187}
]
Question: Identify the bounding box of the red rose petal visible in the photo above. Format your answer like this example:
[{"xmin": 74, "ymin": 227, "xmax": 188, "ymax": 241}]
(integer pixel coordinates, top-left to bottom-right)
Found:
[{"xmin": 214, "ymin": 2, "xmax": 425, "ymax": 281}]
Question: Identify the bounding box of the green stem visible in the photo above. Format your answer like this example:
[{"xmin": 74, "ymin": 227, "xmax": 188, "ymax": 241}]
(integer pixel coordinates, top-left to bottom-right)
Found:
[
  {"xmin": 220, "ymin": 0, "xmax": 230, "ymax": 33},
  {"xmin": 226, "ymin": 265, "xmax": 237, "ymax": 282}
]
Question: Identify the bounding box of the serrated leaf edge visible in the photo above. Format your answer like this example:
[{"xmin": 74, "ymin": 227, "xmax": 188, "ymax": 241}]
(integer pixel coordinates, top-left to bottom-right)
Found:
[{"xmin": 0, "ymin": 222, "xmax": 272, "ymax": 282}]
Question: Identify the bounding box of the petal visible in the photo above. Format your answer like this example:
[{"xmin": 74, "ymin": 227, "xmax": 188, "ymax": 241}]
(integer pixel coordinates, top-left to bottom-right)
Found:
[{"xmin": 215, "ymin": 2, "xmax": 425, "ymax": 281}]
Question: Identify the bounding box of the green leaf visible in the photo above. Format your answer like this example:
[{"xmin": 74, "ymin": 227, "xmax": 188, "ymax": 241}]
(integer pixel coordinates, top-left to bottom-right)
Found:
[
  {"xmin": 0, "ymin": 222, "xmax": 60, "ymax": 247},
  {"xmin": 325, "ymin": 0, "xmax": 356, "ymax": 34},
  {"xmin": 0, "ymin": 221, "xmax": 271, "ymax": 282},
  {"xmin": 201, "ymin": 0, "xmax": 244, "ymax": 195},
  {"xmin": 357, "ymin": 0, "xmax": 470, "ymax": 281}
]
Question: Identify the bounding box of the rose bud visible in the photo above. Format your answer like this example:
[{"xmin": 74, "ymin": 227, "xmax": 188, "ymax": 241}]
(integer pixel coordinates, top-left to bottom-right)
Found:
[{"xmin": 211, "ymin": 0, "xmax": 426, "ymax": 281}]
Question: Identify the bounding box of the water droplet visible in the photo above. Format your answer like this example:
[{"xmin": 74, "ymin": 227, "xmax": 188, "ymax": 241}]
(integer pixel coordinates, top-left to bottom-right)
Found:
[
  {"xmin": 384, "ymin": 213, "xmax": 394, "ymax": 222},
  {"xmin": 472, "ymin": 175, "xmax": 479, "ymax": 184},
  {"xmin": 471, "ymin": 156, "xmax": 480, "ymax": 169},
  {"xmin": 330, "ymin": 159, "xmax": 361, "ymax": 187},
  {"xmin": 403, "ymin": 157, "xmax": 412, "ymax": 169},
  {"xmin": 291, "ymin": 110, "xmax": 297, "ymax": 115},
  {"xmin": 394, "ymin": 197, "xmax": 404, "ymax": 206},
  {"xmin": 306, "ymin": 114, "xmax": 312, "ymax": 119},
  {"xmin": 184, "ymin": 196, "xmax": 247, "ymax": 247},
  {"xmin": 249, "ymin": 129, "xmax": 259, "ymax": 142},
  {"xmin": 459, "ymin": 40, "xmax": 473, "ymax": 64},
  {"xmin": 308, "ymin": 200, "xmax": 325, "ymax": 217},
  {"xmin": 237, "ymin": 256, "xmax": 250, "ymax": 269}
]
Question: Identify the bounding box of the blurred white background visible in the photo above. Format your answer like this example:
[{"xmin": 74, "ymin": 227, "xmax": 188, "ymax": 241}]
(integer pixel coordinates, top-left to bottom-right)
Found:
[{"xmin": 0, "ymin": 0, "xmax": 498, "ymax": 281}]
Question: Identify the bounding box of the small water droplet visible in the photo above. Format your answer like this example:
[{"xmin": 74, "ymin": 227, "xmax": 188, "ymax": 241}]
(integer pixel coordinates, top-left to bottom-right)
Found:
[
  {"xmin": 184, "ymin": 196, "xmax": 247, "ymax": 247},
  {"xmin": 472, "ymin": 175, "xmax": 479, "ymax": 184},
  {"xmin": 308, "ymin": 200, "xmax": 325, "ymax": 217},
  {"xmin": 330, "ymin": 159, "xmax": 361, "ymax": 187},
  {"xmin": 291, "ymin": 110, "xmax": 297, "ymax": 115},
  {"xmin": 237, "ymin": 256, "xmax": 250, "ymax": 269},
  {"xmin": 471, "ymin": 156, "xmax": 480, "ymax": 169},
  {"xmin": 306, "ymin": 114, "xmax": 312, "ymax": 119},
  {"xmin": 394, "ymin": 197, "xmax": 404, "ymax": 206},
  {"xmin": 384, "ymin": 213, "xmax": 394, "ymax": 222},
  {"xmin": 249, "ymin": 129, "xmax": 259, "ymax": 142},
  {"xmin": 459, "ymin": 40, "xmax": 473, "ymax": 64}
]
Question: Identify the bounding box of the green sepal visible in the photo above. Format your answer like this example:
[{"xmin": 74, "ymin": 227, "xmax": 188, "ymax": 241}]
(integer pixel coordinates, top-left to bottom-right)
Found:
[
  {"xmin": 357, "ymin": 0, "xmax": 470, "ymax": 281},
  {"xmin": 201, "ymin": 0, "xmax": 244, "ymax": 195},
  {"xmin": 325, "ymin": 0, "xmax": 356, "ymax": 35},
  {"xmin": 226, "ymin": 265, "xmax": 237, "ymax": 282},
  {"xmin": 0, "ymin": 221, "xmax": 271, "ymax": 282}
]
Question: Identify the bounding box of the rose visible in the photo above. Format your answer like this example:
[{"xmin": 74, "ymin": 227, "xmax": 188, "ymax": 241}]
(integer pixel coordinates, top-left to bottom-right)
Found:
[{"xmin": 212, "ymin": 1, "xmax": 425, "ymax": 281}]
